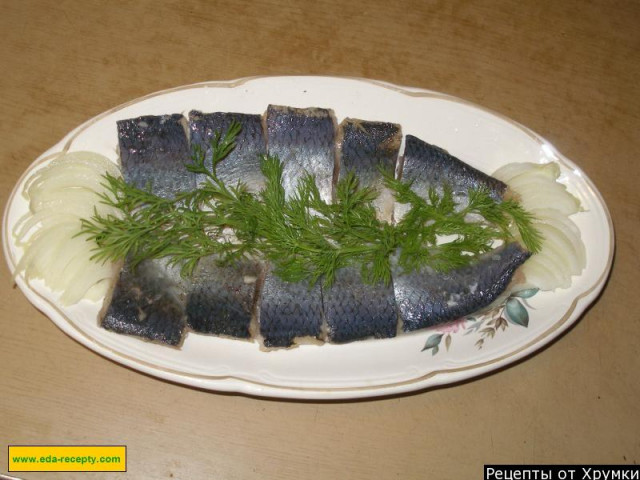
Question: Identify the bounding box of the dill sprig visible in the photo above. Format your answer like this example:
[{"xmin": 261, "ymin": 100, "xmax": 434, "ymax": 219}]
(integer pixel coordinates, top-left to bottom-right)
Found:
[
  {"xmin": 79, "ymin": 122, "xmax": 542, "ymax": 286},
  {"xmin": 383, "ymin": 172, "xmax": 543, "ymax": 275}
]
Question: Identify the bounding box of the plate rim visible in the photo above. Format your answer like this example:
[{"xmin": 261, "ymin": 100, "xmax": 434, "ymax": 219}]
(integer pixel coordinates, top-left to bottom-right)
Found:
[{"xmin": 2, "ymin": 75, "xmax": 615, "ymax": 399}]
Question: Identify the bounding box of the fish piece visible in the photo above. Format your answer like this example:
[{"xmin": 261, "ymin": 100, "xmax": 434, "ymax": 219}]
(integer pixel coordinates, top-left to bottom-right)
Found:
[
  {"xmin": 394, "ymin": 135, "xmax": 525, "ymax": 330},
  {"xmin": 265, "ymin": 105, "xmax": 336, "ymax": 203},
  {"xmin": 189, "ymin": 111, "xmax": 266, "ymax": 192},
  {"xmin": 117, "ymin": 114, "xmax": 194, "ymax": 196},
  {"xmin": 186, "ymin": 257, "xmax": 262, "ymax": 339},
  {"xmin": 258, "ymin": 105, "xmax": 335, "ymax": 347},
  {"xmin": 101, "ymin": 261, "xmax": 187, "ymax": 346},
  {"xmin": 324, "ymin": 267, "xmax": 397, "ymax": 343},
  {"xmin": 97, "ymin": 108, "xmax": 536, "ymax": 349},
  {"xmin": 102, "ymin": 114, "xmax": 193, "ymax": 345},
  {"xmin": 258, "ymin": 270, "xmax": 324, "ymax": 348},
  {"xmin": 323, "ymin": 119, "xmax": 401, "ymax": 343},
  {"xmin": 337, "ymin": 118, "xmax": 401, "ymax": 222},
  {"xmin": 186, "ymin": 112, "xmax": 267, "ymax": 338},
  {"xmin": 394, "ymin": 243, "xmax": 530, "ymax": 331},
  {"xmin": 397, "ymin": 135, "xmax": 507, "ymax": 219}
]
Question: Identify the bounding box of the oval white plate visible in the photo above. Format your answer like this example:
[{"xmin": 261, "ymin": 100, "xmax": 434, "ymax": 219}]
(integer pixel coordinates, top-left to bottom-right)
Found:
[{"xmin": 2, "ymin": 76, "xmax": 614, "ymax": 399}]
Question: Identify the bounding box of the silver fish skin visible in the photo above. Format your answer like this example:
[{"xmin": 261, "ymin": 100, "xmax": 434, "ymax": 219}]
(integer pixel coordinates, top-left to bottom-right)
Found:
[
  {"xmin": 258, "ymin": 270, "xmax": 324, "ymax": 348},
  {"xmin": 101, "ymin": 109, "xmax": 533, "ymax": 348},
  {"xmin": 265, "ymin": 105, "xmax": 336, "ymax": 203},
  {"xmin": 324, "ymin": 267, "xmax": 398, "ymax": 343},
  {"xmin": 102, "ymin": 114, "xmax": 193, "ymax": 345},
  {"xmin": 394, "ymin": 243, "xmax": 530, "ymax": 332},
  {"xmin": 393, "ymin": 134, "xmax": 527, "ymax": 331},
  {"xmin": 189, "ymin": 111, "xmax": 266, "ymax": 192},
  {"xmin": 337, "ymin": 118, "xmax": 401, "ymax": 222},
  {"xmin": 117, "ymin": 114, "xmax": 194, "ymax": 196},
  {"xmin": 101, "ymin": 261, "xmax": 187, "ymax": 346},
  {"xmin": 186, "ymin": 257, "xmax": 262, "ymax": 339},
  {"xmin": 185, "ymin": 112, "xmax": 266, "ymax": 338},
  {"xmin": 397, "ymin": 135, "xmax": 507, "ymax": 220},
  {"xmin": 323, "ymin": 119, "xmax": 401, "ymax": 343},
  {"xmin": 258, "ymin": 105, "xmax": 336, "ymax": 347}
]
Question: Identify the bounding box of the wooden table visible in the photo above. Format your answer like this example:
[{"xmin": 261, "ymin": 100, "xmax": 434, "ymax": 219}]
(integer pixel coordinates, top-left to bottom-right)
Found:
[{"xmin": 1, "ymin": 1, "xmax": 637, "ymax": 478}]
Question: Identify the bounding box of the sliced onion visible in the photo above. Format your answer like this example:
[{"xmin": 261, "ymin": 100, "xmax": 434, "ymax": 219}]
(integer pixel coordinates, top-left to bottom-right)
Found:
[
  {"xmin": 49, "ymin": 151, "xmax": 121, "ymax": 176},
  {"xmin": 59, "ymin": 258, "xmax": 119, "ymax": 305},
  {"xmin": 493, "ymin": 162, "xmax": 560, "ymax": 183},
  {"xmin": 14, "ymin": 211, "xmax": 82, "ymax": 245},
  {"xmin": 13, "ymin": 151, "xmax": 122, "ymax": 306},
  {"xmin": 492, "ymin": 162, "xmax": 540, "ymax": 183},
  {"xmin": 514, "ymin": 182, "xmax": 581, "ymax": 216},
  {"xmin": 524, "ymin": 255, "xmax": 572, "ymax": 290},
  {"xmin": 495, "ymin": 161, "xmax": 586, "ymax": 292},
  {"xmin": 26, "ymin": 165, "xmax": 110, "ymax": 197},
  {"xmin": 15, "ymin": 222, "xmax": 79, "ymax": 282},
  {"xmin": 28, "ymin": 188, "xmax": 106, "ymax": 213},
  {"xmin": 83, "ymin": 276, "xmax": 119, "ymax": 302},
  {"xmin": 534, "ymin": 222, "xmax": 585, "ymax": 275},
  {"xmin": 530, "ymin": 208, "xmax": 582, "ymax": 239},
  {"xmin": 520, "ymin": 258, "xmax": 566, "ymax": 291}
]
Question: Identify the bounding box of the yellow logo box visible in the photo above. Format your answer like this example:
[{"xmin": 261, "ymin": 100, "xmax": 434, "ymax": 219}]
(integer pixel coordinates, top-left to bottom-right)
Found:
[{"xmin": 9, "ymin": 445, "xmax": 126, "ymax": 472}]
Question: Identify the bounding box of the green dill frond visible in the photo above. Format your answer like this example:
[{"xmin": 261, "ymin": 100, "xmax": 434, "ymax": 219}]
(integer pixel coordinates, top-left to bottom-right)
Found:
[
  {"xmin": 79, "ymin": 123, "xmax": 543, "ymax": 285},
  {"xmin": 500, "ymin": 200, "xmax": 544, "ymax": 253}
]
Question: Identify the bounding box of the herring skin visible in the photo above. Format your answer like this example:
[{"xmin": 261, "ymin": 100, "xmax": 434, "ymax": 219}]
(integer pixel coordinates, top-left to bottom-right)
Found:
[
  {"xmin": 101, "ymin": 261, "xmax": 187, "ymax": 346},
  {"xmin": 101, "ymin": 108, "xmax": 533, "ymax": 348},
  {"xmin": 338, "ymin": 119, "xmax": 401, "ymax": 222},
  {"xmin": 323, "ymin": 119, "xmax": 401, "ymax": 343},
  {"xmin": 324, "ymin": 267, "xmax": 398, "ymax": 343},
  {"xmin": 186, "ymin": 257, "xmax": 262, "ymax": 339},
  {"xmin": 400, "ymin": 135, "xmax": 507, "ymax": 205},
  {"xmin": 265, "ymin": 105, "xmax": 336, "ymax": 203},
  {"xmin": 189, "ymin": 111, "xmax": 266, "ymax": 192},
  {"xmin": 394, "ymin": 243, "xmax": 530, "ymax": 331},
  {"xmin": 338, "ymin": 119, "xmax": 401, "ymax": 182},
  {"xmin": 186, "ymin": 112, "xmax": 266, "ymax": 338},
  {"xmin": 394, "ymin": 134, "xmax": 525, "ymax": 331},
  {"xmin": 259, "ymin": 271, "xmax": 324, "ymax": 348},
  {"xmin": 259, "ymin": 105, "xmax": 334, "ymax": 346},
  {"xmin": 117, "ymin": 114, "xmax": 195, "ymax": 196},
  {"xmin": 102, "ymin": 114, "xmax": 192, "ymax": 345}
]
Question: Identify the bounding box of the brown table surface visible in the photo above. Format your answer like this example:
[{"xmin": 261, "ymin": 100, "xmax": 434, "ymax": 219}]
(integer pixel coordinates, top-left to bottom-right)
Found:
[{"xmin": 1, "ymin": 1, "xmax": 637, "ymax": 479}]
